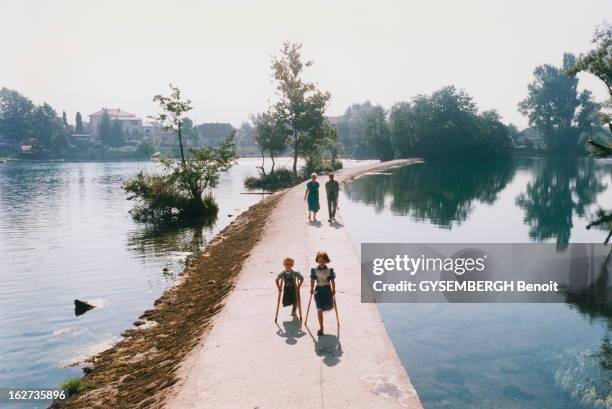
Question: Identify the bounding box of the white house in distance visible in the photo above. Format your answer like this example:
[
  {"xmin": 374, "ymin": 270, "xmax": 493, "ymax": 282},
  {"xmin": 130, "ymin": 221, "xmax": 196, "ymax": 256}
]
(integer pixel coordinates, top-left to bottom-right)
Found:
[{"xmin": 88, "ymin": 108, "xmax": 143, "ymax": 138}]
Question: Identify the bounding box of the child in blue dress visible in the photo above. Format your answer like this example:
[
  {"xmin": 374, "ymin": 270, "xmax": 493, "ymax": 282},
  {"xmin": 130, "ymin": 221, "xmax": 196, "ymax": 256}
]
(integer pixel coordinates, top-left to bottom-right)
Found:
[
  {"xmin": 275, "ymin": 257, "xmax": 304, "ymax": 317},
  {"xmin": 309, "ymin": 251, "xmax": 336, "ymax": 336}
]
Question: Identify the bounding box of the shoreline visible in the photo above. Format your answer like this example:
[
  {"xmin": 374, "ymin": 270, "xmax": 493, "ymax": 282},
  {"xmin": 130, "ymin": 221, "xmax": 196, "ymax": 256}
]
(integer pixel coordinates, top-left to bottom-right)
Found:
[
  {"xmin": 51, "ymin": 190, "xmax": 285, "ymax": 409},
  {"xmin": 52, "ymin": 159, "xmax": 421, "ymax": 409}
]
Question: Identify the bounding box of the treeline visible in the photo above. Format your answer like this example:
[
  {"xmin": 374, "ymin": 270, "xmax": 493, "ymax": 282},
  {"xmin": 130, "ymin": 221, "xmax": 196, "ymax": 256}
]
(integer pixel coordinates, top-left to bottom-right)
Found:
[
  {"xmin": 337, "ymin": 86, "xmax": 514, "ymax": 161},
  {"xmin": 0, "ymin": 88, "xmax": 152, "ymax": 160},
  {"xmin": 0, "ymin": 88, "xmax": 71, "ymax": 157}
]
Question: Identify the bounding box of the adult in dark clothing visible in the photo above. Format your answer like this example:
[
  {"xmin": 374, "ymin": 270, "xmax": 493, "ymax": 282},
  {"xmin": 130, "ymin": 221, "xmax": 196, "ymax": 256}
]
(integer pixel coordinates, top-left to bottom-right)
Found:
[{"xmin": 325, "ymin": 173, "xmax": 340, "ymax": 222}]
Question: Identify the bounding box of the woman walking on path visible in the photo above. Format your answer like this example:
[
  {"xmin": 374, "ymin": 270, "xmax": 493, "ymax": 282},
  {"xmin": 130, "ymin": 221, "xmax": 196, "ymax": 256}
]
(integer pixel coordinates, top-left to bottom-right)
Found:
[{"xmin": 304, "ymin": 173, "xmax": 320, "ymax": 222}]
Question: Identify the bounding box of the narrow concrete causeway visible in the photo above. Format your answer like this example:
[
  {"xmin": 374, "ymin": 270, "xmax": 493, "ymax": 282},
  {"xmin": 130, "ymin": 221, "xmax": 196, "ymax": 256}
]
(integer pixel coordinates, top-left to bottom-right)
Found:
[{"xmin": 168, "ymin": 160, "xmax": 423, "ymax": 409}]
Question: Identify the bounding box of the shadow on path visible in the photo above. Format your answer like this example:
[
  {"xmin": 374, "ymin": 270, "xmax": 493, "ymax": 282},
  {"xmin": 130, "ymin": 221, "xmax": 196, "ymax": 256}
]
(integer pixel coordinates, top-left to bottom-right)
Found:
[
  {"xmin": 275, "ymin": 316, "xmax": 305, "ymax": 345},
  {"xmin": 305, "ymin": 324, "xmax": 343, "ymax": 367}
]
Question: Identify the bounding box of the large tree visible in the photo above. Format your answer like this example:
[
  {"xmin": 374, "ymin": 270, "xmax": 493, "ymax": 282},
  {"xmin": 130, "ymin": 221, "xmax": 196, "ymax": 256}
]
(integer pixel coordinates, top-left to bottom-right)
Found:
[
  {"xmin": 337, "ymin": 102, "xmax": 383, "ymax": 159},
  {"xmin": 566, "ymin": 22, "xmax": 612, "ymax": 134},
  {"xmin": 110, "ymin": 119, "xmax": 124, "ymax": 147},
  {"xmin": 0, "ymin": 87, "xmax": 34, "ymax": 143},
  {"xmin": 389, "ymin": 86, "xmax": 512, "ymax": 159},
  {"xmin": 31, "ymin": 103, "xmax": 63, "ymax": 148},
  {"xmin": 519, "ymin": 53, "xmax": 600, "ymax": 155},
  {"xmin": 363, "ymin": 104, "xmax": 394, "ymax": 161},
  {"xmin": 75, "ymin": 112, "xmax": 84, "ymax": 133},
  {"xmin": 270, "ymin": 42, "xmax": 331, "ymax": 175},
  {"xmin": 98, "ymin": 110, "xmax": 113, "ymax": 147}
]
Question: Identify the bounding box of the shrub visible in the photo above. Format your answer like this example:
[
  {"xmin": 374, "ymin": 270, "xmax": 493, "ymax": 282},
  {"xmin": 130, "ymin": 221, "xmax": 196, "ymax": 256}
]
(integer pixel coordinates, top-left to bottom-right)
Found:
[
  {"xmin": 123, "ymin": 137, "xmax": 235, "ymax": 224},
  {"xmin": 244, "ymin": 168, "xmax": 303, "ymax": 191},
  {"xmin": 61, "ymin": 377, "xmax": 89, "ymax": 396},
  {"xmin": 304, "ymin": 158, "xmax": 343, "ymax": 175}
]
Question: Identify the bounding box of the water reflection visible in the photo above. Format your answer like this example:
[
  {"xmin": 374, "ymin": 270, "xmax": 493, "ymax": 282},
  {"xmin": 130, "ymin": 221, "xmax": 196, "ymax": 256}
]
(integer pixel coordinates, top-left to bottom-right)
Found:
[
  {"xmin": 516, "ymin": 159, "xmax": 607, "ymax": 250},
  {"xmin": 0, "ymin": 159, "xmax": 265, "ymax": 398},
  {"xmin": 345, "ymin": 161, "xmax": 515, "ymax": 228},
  {"xmin": 341, "ymin": 158, "xmax": 612, "ymax": 409}
]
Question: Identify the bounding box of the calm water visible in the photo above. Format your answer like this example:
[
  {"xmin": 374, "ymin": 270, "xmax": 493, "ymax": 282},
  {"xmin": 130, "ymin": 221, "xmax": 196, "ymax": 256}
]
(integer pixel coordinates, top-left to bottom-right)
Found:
[
  {"xmin": 341, "ymin": 158, "xmax": 612, "ymax": 409},
  {"xmin": 0, "ymin": 158, "xmax": 269, "ymax": 408}
]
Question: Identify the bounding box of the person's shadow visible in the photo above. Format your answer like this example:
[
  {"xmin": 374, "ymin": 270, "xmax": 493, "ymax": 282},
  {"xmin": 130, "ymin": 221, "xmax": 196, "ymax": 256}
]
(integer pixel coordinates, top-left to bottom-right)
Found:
[
  {"xmin": 308, "ymin": 220, "xmax": 322, "ymax": 228},
  {"xmin": 305, "ymin": 324, "xmax": 343, "ymax": 366},
  {"xmin": 329, "ymin": 220, "xmax": 344, "ymax": 229},
  {"xmin": 275, "ymin": 316, "xmax": 305, "ymax": 345}
]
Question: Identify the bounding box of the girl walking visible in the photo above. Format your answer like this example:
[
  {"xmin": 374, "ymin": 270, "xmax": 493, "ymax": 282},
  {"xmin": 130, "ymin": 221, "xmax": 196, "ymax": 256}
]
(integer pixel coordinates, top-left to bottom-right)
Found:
[{"xmin": 309, "ymin": 251, "xmax": 336, "ymax": 336}]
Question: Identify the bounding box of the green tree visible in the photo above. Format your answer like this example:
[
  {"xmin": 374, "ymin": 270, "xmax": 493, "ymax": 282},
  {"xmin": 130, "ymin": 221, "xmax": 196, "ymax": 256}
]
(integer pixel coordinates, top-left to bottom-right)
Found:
[
  {"xmin": 388, "ymin": 86, "xmax": 512, "ymax": 159},
  {"xmin": 519, "ymin": 53, "xmax": 600, "ymax": 154},
  {"xmin": 31, "ymin": 103, "xmax": 62, "ymax": 148},
  {"xmin": 123, "ymin": 135, "xmax": 236, "ymax": 223},
  {"xmin": 389, "ymin": 101, "xmax": 414, "ymax": 158},
  {"xmin": 62, "ymin": 110, "xmax": 68, "ymax": 126},
  {"xmin": 566, "ymin": 23, "xmax": 612, "ymax": 133},
  {"xmin": 271, "ymin": 42, "xmax": 331, "ymax": 175},
  {"xmin": 302, "ymin": 121, "xmax": 341, "ymax": 172},
  {"xmin": 111, "ymin": 119, "xmax": 124, "ymax": 147},
  {"xmin": 0, "ymin": 87, "xmax": 34, "ymax": 143},
  {"xmin": 152, "ymin": 84, "xmax": 193, "ymax": 165},
  {"xmin": 98, "ymin": 110, "xmax": 113, "ymax": 147},
  {"xmin": 363, "ymin": 105, "xmax": 394, "ymax": 161},
  {"xmin": 252, "ymin": 111, "xmax": 288, "ymax": 175},
  {"xmin": 337, "ymin": 102, "xmax": 382, "ymax": 159},
  {"xmin": 75, "ymin": 111, "xmax": 84, "ymax": 133}
]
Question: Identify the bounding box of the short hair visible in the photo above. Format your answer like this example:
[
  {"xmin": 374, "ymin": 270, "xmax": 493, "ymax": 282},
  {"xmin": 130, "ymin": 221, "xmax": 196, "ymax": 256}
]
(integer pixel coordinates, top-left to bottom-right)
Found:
[
  {"xmin": 315, "ymin": 251, "xmax": 330, "ymax": 263},
  {"xmin": 311, "ymin": 172, "xmax": 317, "ymax": 178},
  {"xmin": 283, "ymin": 257, "xmax": 295, "ymax": 265}
]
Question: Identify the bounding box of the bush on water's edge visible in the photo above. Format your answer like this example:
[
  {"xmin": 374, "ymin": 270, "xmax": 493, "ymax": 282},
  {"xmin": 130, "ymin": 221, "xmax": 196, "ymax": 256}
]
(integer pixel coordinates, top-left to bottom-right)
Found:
[
  {"xmin": 245, "ymin": 160, "xmax": 343, "ymax": 191},
  {"xmin": 61, "ymin": 377, "xmax": 90, "ymax": 396},
  {"xmin": 245, "ymin": 168, "xmax": 303, "ymax": 190}
]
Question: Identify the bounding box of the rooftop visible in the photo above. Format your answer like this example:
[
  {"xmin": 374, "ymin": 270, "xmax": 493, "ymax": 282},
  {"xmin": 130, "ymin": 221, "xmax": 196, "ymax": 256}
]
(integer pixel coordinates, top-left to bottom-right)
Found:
[{"xmin": 90, "ymin": 108, "xmax": 139, "ymax": 119}]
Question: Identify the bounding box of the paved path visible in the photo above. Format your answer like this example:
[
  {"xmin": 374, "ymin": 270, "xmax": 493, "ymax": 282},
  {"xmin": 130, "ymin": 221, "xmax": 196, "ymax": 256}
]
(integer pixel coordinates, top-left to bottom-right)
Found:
[{"xmin": 168, "ymin": 160, "xmax": 423, "ymax": 409}]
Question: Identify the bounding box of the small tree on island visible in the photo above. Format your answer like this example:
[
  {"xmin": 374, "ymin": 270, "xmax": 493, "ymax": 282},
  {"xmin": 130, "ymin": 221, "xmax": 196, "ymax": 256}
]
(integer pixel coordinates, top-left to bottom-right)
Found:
[{"xmin": 123, "ymin": 85, "xmax": 236, "ymax": 224}]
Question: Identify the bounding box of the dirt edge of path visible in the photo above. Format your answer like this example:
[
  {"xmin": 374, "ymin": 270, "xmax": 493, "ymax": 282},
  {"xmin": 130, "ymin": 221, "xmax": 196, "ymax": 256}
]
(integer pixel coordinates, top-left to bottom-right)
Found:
[{"xmin": 50, "ymin": 191, "xmax": 284, "ymax": 409}]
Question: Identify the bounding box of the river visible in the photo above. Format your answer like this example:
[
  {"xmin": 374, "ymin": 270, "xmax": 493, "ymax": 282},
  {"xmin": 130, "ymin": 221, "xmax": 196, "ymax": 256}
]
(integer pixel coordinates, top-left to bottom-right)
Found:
[
  {"xmin": 0, "ymin": 158, "xmax": 270, "ymax": 406},
  {"xmin": 341, "ymin": 157, "xmax": 612, "ymax": 409}
]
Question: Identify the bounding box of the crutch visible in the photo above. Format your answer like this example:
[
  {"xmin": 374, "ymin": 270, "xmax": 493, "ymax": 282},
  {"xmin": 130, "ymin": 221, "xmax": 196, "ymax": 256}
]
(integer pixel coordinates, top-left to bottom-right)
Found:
[
  {"xmin": 274, "ymin": 283, "xmax": 282, "ymax": 323},
  {"xmin": 294, "ymin": 276, "xmax": 303, "ymax": 321},
  {"xmin": 332, "ymin": 293, "xmax": 340, "ymax": 327},
  {"xmin": 305, "ymin": 289, "xmax": 314, "ymax": 325}
]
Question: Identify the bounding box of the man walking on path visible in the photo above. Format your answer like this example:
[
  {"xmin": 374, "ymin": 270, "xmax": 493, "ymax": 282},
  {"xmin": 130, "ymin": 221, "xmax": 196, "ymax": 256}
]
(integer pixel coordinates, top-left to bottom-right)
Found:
[{"xmin": 325, "ymin": 173, "xmax": 340, "ymax": 222}]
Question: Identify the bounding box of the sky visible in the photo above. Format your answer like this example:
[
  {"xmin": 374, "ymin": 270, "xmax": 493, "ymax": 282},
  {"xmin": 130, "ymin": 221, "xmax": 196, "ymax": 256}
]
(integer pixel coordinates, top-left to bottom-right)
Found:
[{"xmin": 1, "ymin": 0, "xmax": 610, "ymax": 128}]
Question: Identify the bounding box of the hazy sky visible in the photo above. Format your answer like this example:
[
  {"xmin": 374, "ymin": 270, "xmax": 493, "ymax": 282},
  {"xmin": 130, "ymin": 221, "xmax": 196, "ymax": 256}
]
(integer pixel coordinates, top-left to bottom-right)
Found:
[{"xmin": 1, "ymin": 0, "xmax": 610, "ymax": 128}]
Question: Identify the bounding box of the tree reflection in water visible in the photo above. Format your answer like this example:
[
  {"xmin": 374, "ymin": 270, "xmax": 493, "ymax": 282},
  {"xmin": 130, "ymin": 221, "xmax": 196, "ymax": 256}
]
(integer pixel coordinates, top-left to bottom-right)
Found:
[
  {"xmin": 344, "ymin": 160, "xmax": 515, "ymax": 228},
  {"xmin": 516, "ymin": 158, "xmax": 607, "ymax": 250}
]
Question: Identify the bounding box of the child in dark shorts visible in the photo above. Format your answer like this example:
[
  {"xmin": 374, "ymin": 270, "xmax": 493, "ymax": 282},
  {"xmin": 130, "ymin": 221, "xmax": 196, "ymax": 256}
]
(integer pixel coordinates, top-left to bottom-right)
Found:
[{"xmin": 309, "ymin": 251, "xmax": 336, "ymax": 336}]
